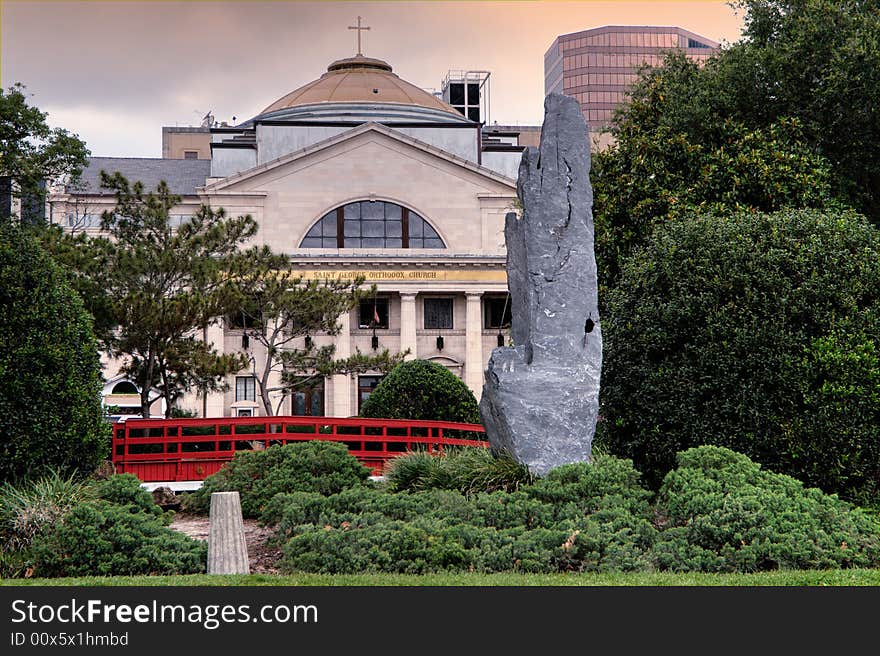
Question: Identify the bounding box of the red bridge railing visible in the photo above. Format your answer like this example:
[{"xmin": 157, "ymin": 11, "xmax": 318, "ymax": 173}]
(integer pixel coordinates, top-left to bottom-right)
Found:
[{"xmin": 112, "ymin": 415, "xmax": 488, "ymax": 482}]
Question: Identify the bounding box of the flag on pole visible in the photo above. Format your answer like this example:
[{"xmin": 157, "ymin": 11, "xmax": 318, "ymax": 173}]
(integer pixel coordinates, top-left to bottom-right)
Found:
[{"xmin": 373, "ymin": 301, "xmax": 380, "ymax": 326}]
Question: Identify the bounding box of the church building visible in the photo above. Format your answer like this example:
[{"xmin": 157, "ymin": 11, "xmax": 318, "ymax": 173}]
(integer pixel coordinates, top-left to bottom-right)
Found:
[{"xmin": 54, "ymin": 42, "xmax": 530, "ymax": 419}]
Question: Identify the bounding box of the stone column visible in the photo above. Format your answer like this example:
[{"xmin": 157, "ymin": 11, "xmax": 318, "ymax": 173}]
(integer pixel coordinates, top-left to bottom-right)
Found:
[
  {"xmin": 465, "ymin": 292, "xmax": 484, "ymax": 396},
  {"xmin": 204, "ymin": 322, "xmax": 226, "ymax": 417},
  {"xmin": 331, "ymin": 310, "xmax": 352, "ymax": 417},
  {"xmin": 400, "ymin": 292, "xmax": 417, "ymax": 361},
  {"xmin": 207, "ymin": 491, "xmax": 249, "ymax": 575}
]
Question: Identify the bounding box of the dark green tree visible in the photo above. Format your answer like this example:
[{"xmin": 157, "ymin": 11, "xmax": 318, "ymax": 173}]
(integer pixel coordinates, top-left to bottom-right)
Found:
[
  {"xmin": 360, "ymin": 359, "xmax": 481, "ymax": 424},
  {"xmin": 592, "ymin": 53, "xmax": 838, "ymax": 289},
  {"xmin": 0, "ymin": 224, "xmax": 108, "ymax": 482},
  {"xmin": 595, "ymin": 0, "xmax": 880, "ymax": 246},
  {"xmin": 0, "ymin": 83, "xmax": 89, "ymax": 222},
  {"xmin": 599, "ymin": 208, "xmax": 880, "ymax": 503},
  {"xmin": 728, "ymin": 0, "xmax": 880, "ymax": 220}
]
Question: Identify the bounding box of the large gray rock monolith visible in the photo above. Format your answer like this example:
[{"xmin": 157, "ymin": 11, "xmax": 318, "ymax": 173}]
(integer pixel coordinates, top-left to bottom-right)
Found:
[
  {"xmin": 479, "ymin": 93, "xmax": 601, "ymax": 476},
  {"xmin": 207, "ymin": 491, "xmax": 249, "ymax": 575}
]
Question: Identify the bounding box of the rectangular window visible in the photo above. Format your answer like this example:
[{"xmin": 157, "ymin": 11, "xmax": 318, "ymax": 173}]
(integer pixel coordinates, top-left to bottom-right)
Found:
[
  {"xmin": 290, "ymin": 377, "xmax": 324, "ymax": 417},
  {"xmin": 484, "ymin": 296, "xmax": 512, "ymax": 329},
  {"xmin": 358, "ymin": 375, "xmax": 384, "ymax": 412},
  {"xmin": 235, "ymin": 376, "xmax": 256, "ymax": 402},
  {"xmin": 359, "ymin": 298, "xmax": 389, "ymax": 329},
  {"xmin": 168, "ymin": 214, "xmax": 192, "ymax": 228},
  {"xmin": 227, "ymin": 309, "xmax": 260, "ymax": 330},
  {"xmin": 424, "ymin": 297, "xmax": 453, "ymax": 329},
  {"xmin": 66, "ymin": 212, "xmax": 100, "ymax": 228},
  {"xmin": 183, "ymin": 151, "xmax": 198, "ymax": 160}
]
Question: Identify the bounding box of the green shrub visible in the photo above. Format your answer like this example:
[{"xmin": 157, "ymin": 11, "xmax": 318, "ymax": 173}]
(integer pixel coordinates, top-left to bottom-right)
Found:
[
  {"xmin": 653, "ymin": 446, "xmax": 880, "ymax": 572},
  {"xmin": 525, "ymin": 454, "xmax": 653, "ymax": 516},
  {"xmin": 263, "ymin": 486, "xmax": 477, "ymax": 534},
  {"xmin": 267, "ymin": 446, "xmax": 878, "ymax": 576},
  {"xmin": 0, "ymin": 470, "xmax": 95, "ymax": 576},
  {"xmin": 278, "ymin": 506, "xmax": 657, "ymax": 575},
  {"xmin": 184, "ymin": 441, "xmax": 370, "ymax": 518},
  {"xmin": 91, "ymin": 473, "xmax": 165, "ymax": 519},
  {"xmin": 360, "ymin": 359, "xmax": 481, "ymax": 424},
  {"xmin": 385, "ymin": 447, "xmax": 533, "ymax": 494},
  {"xmin": 28, "ymin": 500, "xmax": 206, "ymax": 577},
  {"xmin": 280, "ymin": 518, "xmax": 486, "ymax": 574},
  {"xmin": 0, "ymin": 225, "xmax": 108, "ymax": 482},
  {"xmin": 270, "ymin": 454, "xmax": 659, "ymax": 575},
  {"xmin": 600, "ymin": 208, "xmax": 880, "ymax": 502}
]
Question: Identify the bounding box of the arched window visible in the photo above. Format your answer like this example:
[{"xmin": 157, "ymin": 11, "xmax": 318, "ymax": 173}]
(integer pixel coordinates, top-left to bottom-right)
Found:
[
  {"xmin": 111, "ymin": 381, "xmax": 139, "ymax": 394},
  {"xmin": 300, "ymin": 201, "xmax": 445, "ymax": 249}
]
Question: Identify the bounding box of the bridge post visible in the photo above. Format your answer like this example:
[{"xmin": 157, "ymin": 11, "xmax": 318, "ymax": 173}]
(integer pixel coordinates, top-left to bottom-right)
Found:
[{"xmin": 207, "ymin": 491, "xmax": 250, "ymax": 575}]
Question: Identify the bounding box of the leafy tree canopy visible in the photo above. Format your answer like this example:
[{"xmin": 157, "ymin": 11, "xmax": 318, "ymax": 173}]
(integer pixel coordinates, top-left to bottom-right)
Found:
[
  {"xmin": 599, "ymin": 208, "xmax": 880, "ymax": 504},
  {"xmin": 47, "ymin": 173, "xmax": 259, "ymax": 417},
  {"xmin": 0, "ymin": 224, "xmax": 108, "ymax": 482},
  {"xmin": 0, "ymin": 83, "xmax": 89, "ymax": 218},
  {"xmin": 592, "ymin": 0, "xmax": 880, "ymax": 288},
  {"xmin": 593, "ymin": 52, "xmax": 839, "ymax": 288}
]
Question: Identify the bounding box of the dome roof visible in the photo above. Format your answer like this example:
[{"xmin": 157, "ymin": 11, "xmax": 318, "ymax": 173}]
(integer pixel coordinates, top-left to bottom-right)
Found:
[{"xmin": 251, "ymin": 55, "xmax": 471, "ymax": 124}]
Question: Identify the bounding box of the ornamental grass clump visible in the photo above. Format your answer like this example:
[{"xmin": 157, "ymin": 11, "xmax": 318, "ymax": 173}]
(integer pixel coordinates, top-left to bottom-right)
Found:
[
  {"xmin": 1, "ymin": 471, "xmax": 206, "ymax": 578},
  {"xmin": 0, "ymin": 470, "xmax": 94, "ymax": 576},
  {"xmin": 384, "ymin": 447, "xmax": 534, "ymax": 494}
]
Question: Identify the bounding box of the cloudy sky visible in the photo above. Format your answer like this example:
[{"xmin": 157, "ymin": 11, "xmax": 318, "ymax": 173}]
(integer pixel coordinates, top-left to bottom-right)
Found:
[{"xmin": 2, "ymin": 1, "xmax": 745, "ymax": 157}]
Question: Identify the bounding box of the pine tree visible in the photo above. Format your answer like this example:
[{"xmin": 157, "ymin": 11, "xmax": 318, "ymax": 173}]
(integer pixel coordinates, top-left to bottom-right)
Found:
[
  {"xmin": 229, "ymin": 264, "xmax": 406, "ymax": 416},
  {"xmin": 94, "ymin": 172, "xmax": 255, "ymax": 417}
]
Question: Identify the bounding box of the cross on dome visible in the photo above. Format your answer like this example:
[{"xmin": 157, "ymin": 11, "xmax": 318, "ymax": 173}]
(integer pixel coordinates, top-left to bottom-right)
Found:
[{"xmin": 348, "ymin": 16, "xmax": 370, "ymax": 56}]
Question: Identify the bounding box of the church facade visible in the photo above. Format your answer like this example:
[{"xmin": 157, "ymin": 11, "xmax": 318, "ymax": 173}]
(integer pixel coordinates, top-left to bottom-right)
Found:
[{"xmin": 54, "ymin": 53, "xmax": 529, "ymax": 419}]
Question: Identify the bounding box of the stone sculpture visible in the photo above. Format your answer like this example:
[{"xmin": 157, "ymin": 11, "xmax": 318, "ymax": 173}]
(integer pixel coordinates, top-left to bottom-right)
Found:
[{"xmin": 479, "ymin": 93, "xmax": 601, "ymax": 475}]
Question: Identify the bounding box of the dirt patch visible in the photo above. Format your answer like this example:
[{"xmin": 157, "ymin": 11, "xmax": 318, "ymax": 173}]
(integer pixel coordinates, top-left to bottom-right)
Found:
[{"xmin": 169, "ymin": 514, "xmax": 283, "ymax": 575}]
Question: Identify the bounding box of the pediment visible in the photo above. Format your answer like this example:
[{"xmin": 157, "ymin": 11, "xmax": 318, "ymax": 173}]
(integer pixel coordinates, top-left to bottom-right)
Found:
[{"xmin": 202, "ymin": 122, "xmax": 516, "ymax": 194}]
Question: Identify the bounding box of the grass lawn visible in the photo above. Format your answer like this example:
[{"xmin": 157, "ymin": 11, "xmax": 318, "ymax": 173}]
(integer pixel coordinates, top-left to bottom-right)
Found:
[{"xmin": 4, "ymin": 569, "xmax": 879, "ymax": 586}]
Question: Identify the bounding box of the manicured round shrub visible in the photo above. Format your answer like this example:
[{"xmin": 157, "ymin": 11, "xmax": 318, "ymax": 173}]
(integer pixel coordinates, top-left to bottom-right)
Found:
[
  {"xmin": 183, "ymin": 441, "xmax": 371, "ymax": 518},
  {"xmin": 0, "ymin": 225, "xmax": 108, "ymax": 482},
  {"xmin": 360, "ymin": 359, "xmax": 480, "ymax": 424},
  {"xmin": 28, "ymin": 500, "xmax": 206, "ymax": 577},
  {"xmin": 653, "ymin": 446, "xmax": 880, "ymax": 572},
  {"xmin": 600, "ymin": 209, "xmax": 880, "ymax": 502}
]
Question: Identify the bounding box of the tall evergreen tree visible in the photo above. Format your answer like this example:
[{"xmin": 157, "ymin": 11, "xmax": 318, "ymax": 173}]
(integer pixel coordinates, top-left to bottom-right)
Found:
[
  {"xmin": 0, "ymin": 224, "xmax": 107, "ymax": 481},
  {"xmin": 94, "ymin": 172, "xmax": 255, "ymax": 417}
]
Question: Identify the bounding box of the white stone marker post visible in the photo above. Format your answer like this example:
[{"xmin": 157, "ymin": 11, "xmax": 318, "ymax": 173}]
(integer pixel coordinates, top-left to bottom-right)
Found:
[{"xmin": 207, "ymin": 491, "xmax": 250, "ymax": 575}]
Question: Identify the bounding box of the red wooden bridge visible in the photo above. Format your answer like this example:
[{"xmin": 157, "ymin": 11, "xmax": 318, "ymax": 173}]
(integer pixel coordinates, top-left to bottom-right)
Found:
[{"xmin": 112, "ymin": 415, "xmax": 488, "ymax": 482}]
